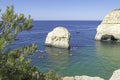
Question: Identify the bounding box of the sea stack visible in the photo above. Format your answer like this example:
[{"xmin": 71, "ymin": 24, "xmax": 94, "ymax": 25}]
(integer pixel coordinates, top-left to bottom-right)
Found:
[
  {"xmin": 95, "ymin": 9, "xmax": 120, "ymax": 41},
  {"xmin": 45, "ymin": 27, "xmax": 70, "ymax": 49}
]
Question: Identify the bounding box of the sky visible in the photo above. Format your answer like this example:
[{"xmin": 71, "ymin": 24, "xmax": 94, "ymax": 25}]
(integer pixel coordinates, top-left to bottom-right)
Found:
[{"xmin": 0, "ymin": 0, "xmax": 120, "ymax": 20}]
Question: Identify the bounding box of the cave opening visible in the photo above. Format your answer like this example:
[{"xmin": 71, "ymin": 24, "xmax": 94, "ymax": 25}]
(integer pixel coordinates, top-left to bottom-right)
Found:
[{"xmin": 101, "ymin": 35, "xmax": 118, "ymax": 41}]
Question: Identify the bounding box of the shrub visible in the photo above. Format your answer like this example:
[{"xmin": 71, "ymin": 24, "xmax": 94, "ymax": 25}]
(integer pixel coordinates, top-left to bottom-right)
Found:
[{"xmin": 0, "ymin": 5, "xmax": 38, "ymax": 80}]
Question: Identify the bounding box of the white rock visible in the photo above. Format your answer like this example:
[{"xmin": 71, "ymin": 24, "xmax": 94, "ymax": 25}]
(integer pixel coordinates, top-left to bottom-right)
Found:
[
  {"xmin": 109, "ymin": 69, "xmax": 120, "ymax": 80},
  {"xmin": 45, "ymin": 27, "xmax": 70, "ymax": 49},
  {"xmin": 75, "ymin": 76, "xmax": 104, "ymax": 80},
  {"xmin": 63, "ymin": 76, "xmax": 75, "ymax": 80},
  {"xmin": 62, "ymin": 76, "xmax": 104, "ymax": 80},
  {"xmin": 95, "ymin": 9, "xmax": 120, "ymax": 41},
  {"xmin": 102, "ymin": 9, "xmax": 120, "ymax": 24}
]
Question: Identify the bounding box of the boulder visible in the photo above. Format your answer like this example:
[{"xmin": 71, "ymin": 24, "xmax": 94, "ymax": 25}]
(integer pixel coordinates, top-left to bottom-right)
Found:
[
  {"xmin": 109, "ymin": 69, "xmax": 120, "ymax": 80},
  {"xmin": 95, "ymin": 9, "xmax": 120, "ymax": 42},
  {"xmin": 45, "ymin": 27, "xmax": 70, "ymax": 49}
]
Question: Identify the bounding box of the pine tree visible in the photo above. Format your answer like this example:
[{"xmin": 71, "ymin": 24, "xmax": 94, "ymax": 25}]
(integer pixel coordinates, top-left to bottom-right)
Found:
[{"xmin": 0, "ymin": 6, "xmax": 44, "ymax": 80}]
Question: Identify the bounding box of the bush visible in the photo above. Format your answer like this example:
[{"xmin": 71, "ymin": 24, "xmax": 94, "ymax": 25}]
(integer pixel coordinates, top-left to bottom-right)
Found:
[{"xmin": 0, "ymin": 5, "xmax": 37, "ymax": 80}]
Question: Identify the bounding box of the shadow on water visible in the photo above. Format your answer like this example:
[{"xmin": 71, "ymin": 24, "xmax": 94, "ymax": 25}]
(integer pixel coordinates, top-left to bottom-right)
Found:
[{"xmin": 95, "ymin": 41, "xmax": 120, "ymax": 79}]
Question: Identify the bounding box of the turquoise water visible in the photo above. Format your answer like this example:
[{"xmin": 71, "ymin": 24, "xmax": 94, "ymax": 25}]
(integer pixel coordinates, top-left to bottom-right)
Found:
[{"xmin": 12, "ymin": 21, "xmax": 120, "ymax": 79}]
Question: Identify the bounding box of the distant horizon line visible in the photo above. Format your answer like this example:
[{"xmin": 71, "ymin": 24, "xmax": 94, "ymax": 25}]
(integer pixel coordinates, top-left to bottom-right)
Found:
[
  {"xmin": 0, "ymin": 19, "xmax": 102, "ymax": 21},
  {"xmin": 33, "ymin": 20, "xmax": 102, "ymax": 21}
]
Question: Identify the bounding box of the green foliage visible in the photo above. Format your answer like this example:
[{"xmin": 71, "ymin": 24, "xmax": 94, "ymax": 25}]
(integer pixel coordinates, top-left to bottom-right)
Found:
[
  {"xmin": 0, "ymin": 6, "xmax": 38, "ymax": 80},
  {"xmin": 0, "ymin": 37, "xmax": 5, "ymax": 51},
  {"xmin": 0, "ymin": 5, "xmax": 32, "ymax": 45}
]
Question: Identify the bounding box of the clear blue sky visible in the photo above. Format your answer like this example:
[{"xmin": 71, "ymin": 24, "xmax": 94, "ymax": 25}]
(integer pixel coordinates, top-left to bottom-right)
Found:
[{"xmin": 0, "ymin": 0, "xmax": 120, "ymax": 20}]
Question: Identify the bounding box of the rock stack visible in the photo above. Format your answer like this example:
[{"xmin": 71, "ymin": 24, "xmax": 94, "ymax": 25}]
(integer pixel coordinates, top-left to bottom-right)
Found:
[{"xmin": 45, "ymin": 27, "xmax": 70, "ymax": 49}]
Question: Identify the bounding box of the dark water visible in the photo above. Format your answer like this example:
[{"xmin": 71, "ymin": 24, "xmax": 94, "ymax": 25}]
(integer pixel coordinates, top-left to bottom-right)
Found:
[{"xmin": 12, "ymin": 21, "xmax": 120, "ymax": 80}]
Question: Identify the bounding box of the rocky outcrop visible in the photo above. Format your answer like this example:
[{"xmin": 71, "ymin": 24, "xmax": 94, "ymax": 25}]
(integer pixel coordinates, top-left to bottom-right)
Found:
[
  {"xmin": 63, "ymin": 77, "xmax": 75, "ymax": 80},
  {"xmin": 45, "ymin": 27, "xmax": 70, "ymax": 49},
  {"xmin": 109, "ymin": 69, "xmax": 120, "ymax": 80},
  {"xmin": 75, "ymin": 76, "xmax": 104, "ymax": 80},
  {"xmin": 95, "ymin": 9, "xmax": 120, "ymax": 41},
  {"xmin": 63, "ymin": 76, "xmax": 104, "ymax": 80},
  {"xmin": 62, "ymin": 69, "xmax": 120, "ymax": 80}
]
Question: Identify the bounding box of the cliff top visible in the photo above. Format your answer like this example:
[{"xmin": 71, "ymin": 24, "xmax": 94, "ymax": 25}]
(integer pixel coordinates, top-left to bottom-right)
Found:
[{"xmin": 102, "ymin": 9, "xmax": 120, "ymax": 24}]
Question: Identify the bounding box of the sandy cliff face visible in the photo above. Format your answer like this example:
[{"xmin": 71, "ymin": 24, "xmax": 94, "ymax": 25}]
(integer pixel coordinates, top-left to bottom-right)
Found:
[
  {"xmin": 95, "ymin": 9, "xmax": 120, "ymax": 41},
  {"xmin": 45, "ymin": 27, "xmax": 70, "ymax": 49}
]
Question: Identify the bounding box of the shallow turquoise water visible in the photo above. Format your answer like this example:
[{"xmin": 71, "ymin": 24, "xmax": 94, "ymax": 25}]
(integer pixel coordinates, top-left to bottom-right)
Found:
[{"xmin": 12, "ymin": 21, "xmax": 120, "ymax": 80}]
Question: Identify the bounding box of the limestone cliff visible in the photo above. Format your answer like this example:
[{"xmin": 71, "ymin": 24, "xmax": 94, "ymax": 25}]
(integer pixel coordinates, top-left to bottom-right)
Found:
[
  {"xmin": 95, "ymin": 9, "xmax": 120, "ymax": 41},
  {"xmin": 63, "ymin": 75, "xmax": 104, "ymax": 80}
]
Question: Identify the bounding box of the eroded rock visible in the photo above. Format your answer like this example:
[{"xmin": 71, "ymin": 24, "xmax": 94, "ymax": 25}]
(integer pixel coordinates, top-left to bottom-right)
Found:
[
  {"xmin": 109, "ymin": 69, "xmax": 120, "ymax": 80},
  {"xmin": 63, "ymin": 77, "xmax": 75, "ymax": 80},
  {"xmin": 95, "ymin": 9, "xmax": 120, "ymax": 42},
  {"xmin": 45, "ymin": 27, "xmax": 70, "ymax": 49},
  {"xmin": 75, "ymin": 76, "xmax": 104, "ymax": 80},
  {"xmin": 63, "ymin": 76, "xmax": 104, "ymax": 80},
  {"xmin": 101, "ymin": 35, "xmax": 118, "ymax": 41}
]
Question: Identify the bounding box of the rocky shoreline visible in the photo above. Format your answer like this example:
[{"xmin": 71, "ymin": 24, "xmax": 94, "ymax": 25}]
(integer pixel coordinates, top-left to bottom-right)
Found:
[
  {"xmin": 63, "ymin": 75, "xmax": 104, "ymax": 80},
  {"xmin": 62, "ymin": 69, "xmax": 120, "ymax": 80}
]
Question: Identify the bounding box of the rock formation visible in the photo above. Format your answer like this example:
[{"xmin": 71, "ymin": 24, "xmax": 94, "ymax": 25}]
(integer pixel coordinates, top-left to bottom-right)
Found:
[
  {"xmin": 62, "ymin": 69, "xmax": 120, "ymax": 80},
  {"xmin": 109, "ymin": 69, "xmax": 120, "ymax": 80},
  {"xmin": 95, "ymin": 9, "xmax": 120, "ymax": 41},
  {"xmin": 63, "ymin": 76, "xmax": 75, "ymax": 80},
  {"xmin": 45, "ymin": 27, "xmax": 70, "ymax": 49},
  {"xmin": 63, "ymin": 75, "xmax": 104, "ymax": 80},
  {"xmin": 75, "ymin": 76, "xmax": 104, "ymax": 80}
]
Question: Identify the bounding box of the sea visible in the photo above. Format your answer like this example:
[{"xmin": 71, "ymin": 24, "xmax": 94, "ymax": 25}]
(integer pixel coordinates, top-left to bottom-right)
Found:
[{"xmin": 11, "ymin": 21, "xmax": 120, "ymax": 80}]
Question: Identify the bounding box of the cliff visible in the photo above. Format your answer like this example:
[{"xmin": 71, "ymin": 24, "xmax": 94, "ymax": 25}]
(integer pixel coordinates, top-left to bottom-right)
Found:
[{"xmin": 95, "ymin": 9, "xmax": 120, "ymax": 41}]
